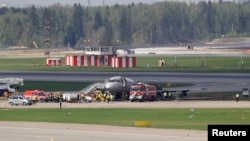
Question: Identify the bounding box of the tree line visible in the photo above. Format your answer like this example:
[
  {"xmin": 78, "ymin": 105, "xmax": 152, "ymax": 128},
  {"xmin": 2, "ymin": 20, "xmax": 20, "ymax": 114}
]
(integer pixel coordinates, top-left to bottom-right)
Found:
[{"xmin": 0, "ymin": 1, "xmax": 250, "ymax": 49}]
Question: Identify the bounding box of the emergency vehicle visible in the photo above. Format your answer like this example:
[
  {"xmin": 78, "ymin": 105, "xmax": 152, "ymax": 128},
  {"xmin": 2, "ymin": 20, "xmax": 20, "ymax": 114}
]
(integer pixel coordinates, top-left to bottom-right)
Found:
[
  {"xmin": 129, "ymin": 82, "xmax": 158, "ymax": 102},
  {"xmin": 23, "ymin": 90, "xmax": 48, "ymax": 102},
  {"xmin": 0, "ymin": 78, "xmax": 23, "ymax": 97}
]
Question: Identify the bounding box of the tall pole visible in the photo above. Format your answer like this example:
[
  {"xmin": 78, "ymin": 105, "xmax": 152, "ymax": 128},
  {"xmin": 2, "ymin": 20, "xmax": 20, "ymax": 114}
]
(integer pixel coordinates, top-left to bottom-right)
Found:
[{"xmin": 44, "ymin": 18, "xmax": 50, "ymax": 57}]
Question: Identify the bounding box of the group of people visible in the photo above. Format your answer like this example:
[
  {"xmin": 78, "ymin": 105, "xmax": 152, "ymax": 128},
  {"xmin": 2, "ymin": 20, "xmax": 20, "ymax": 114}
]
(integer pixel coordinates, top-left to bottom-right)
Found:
[
  {"xmin": 96, "ymin": 91, "xmax": 114, "ymax": 103},
  {"xmin": 158, "ymin": 60, "xmax": 166, "ymax": 67},
  {"xmin": 105, "ymin": 92, "xmax": 114, "ymax": 103},
  {"xmin": 78, "ymin": 90, "xmax": 115, "ymax": 103},
  {"xmin": 163, "ymin": 91, "xmax": 172, "ymax": 98}
]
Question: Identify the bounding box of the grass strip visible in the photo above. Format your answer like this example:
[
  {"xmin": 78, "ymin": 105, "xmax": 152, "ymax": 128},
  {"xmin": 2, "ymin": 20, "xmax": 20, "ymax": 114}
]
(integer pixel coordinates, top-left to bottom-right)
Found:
[
  {"xmin": 0, "ymin": 56, "xmax": 249, "ymax": 72},
  {"xmin": 0, "ymin": 108, "xmax": 249, "ymax": 130}
]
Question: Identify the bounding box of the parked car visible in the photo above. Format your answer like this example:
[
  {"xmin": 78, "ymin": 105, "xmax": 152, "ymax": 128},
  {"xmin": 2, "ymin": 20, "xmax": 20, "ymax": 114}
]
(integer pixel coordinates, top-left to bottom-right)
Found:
[{"xmin": 8, "ymin": 95, "xmax": 32, "ymax": 106}]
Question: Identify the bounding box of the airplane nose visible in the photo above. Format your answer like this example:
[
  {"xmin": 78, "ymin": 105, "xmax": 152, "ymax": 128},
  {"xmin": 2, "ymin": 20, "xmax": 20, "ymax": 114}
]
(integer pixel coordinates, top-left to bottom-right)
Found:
[{"xmin": 104, "ymin": 83, "xmax": 111, "ymax": 90}]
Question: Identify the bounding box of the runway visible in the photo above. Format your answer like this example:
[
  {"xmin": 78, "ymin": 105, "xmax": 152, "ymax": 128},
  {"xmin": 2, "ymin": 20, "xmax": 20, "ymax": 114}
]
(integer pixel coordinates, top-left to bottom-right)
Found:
[
  {"xmin": 0, "ymin": 71, "xmax": 250, "ymax": 93},
  {"xmin": 0, "ymin": 121, "xmax": 206, "ymax": 141}
]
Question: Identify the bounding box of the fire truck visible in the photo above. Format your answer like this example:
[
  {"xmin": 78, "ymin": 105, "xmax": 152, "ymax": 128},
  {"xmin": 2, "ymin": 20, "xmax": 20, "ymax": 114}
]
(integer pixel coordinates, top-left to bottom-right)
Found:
[
  {"xmin": 129, "ymin": 82, "xmax": 158, "ymax": 102},
  {"xmin": 23, "ymin": 90, "xmax": 48, "ymax": 102}
]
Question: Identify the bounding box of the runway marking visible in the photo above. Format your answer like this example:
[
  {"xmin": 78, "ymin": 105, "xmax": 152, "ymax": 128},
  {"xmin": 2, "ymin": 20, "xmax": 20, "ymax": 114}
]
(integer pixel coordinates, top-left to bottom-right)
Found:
[
  {"xmin": 0, "ymin": 133, "xmax": 54, "ymax": 141},
  {"xmin": 0, "ymin": 126, "xmax": 206, "ymax": 140},
  {"xmin": 35, "ymin": 136, "xmax": 54, "ymax": 141}
]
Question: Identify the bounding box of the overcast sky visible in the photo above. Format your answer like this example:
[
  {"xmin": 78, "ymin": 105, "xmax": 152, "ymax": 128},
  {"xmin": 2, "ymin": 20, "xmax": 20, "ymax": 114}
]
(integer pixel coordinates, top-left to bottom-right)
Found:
[{"xmin": 0, "ymin": 0, "xmax": 168, "ymax": 7}]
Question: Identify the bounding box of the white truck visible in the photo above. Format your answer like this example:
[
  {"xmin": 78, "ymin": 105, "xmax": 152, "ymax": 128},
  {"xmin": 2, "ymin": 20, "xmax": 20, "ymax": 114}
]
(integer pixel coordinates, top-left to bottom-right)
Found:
[
  {"xmin": 0, "ymin": 78, "xmax": 24, "ymax": 97},
  {"xmin": 242, "ymin": 88, "xmax": 249, "ymax": 97}
]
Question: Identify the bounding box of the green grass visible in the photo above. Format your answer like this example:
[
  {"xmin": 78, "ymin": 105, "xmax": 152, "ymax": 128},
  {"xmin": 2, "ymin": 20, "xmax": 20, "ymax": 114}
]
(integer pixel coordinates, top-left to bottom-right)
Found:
[
  {"xmin": 0, "ymin": 56, "xmax": 249, "ymax": 72},
  {"xmin": 0, "ymin": 108, "xmax": 249, "ymax": 130}
]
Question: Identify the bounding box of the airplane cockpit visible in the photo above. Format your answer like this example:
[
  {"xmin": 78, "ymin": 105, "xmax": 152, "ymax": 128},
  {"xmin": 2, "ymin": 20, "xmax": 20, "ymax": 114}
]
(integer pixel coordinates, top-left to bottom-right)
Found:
[
  {"xmin": 103, "ymin": 76, "xmax": 137, "ymax": 100},
  {"xmin": 105, "ymin": 76, "xmax": 124, "ymax": 83},
  {"xmin": 105, "ymin": 79, "xmax": 121, "ymax": 83}
]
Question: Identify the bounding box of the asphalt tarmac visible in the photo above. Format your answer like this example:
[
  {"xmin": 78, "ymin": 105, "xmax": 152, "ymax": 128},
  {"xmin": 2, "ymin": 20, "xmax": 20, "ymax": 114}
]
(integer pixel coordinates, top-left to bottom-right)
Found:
[
  {"xmin": 1, "ymin": 100, "xmax": 250, "ymax": 109},
  {"xmin": 0, "ymin": 71, "xmax": 250, "ymax": 94},
  {"xmin": 0, "ymin": 121, "xmax": 206, "ymax": 141}
]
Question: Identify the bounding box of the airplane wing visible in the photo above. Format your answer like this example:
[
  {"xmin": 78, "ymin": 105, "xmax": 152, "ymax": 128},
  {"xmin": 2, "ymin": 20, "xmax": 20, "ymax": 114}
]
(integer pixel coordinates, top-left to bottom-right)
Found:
[{"xmin": 162, "ymin": 87, "xmax": 206, "ymax": 98}]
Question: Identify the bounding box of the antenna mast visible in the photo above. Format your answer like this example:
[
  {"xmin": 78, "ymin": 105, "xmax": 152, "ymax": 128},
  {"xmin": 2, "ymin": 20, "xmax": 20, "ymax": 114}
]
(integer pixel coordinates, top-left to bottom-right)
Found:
[{"xmin": 44, "ymin": 17, "xmax": 51, "ymax": 57}]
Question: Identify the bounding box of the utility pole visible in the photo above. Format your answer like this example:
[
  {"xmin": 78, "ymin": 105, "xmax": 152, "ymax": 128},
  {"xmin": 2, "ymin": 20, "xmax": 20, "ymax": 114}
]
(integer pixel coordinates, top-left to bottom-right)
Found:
[{"xmin": 44, "ymin": 18, "xmax": 51, "ymax": 57}]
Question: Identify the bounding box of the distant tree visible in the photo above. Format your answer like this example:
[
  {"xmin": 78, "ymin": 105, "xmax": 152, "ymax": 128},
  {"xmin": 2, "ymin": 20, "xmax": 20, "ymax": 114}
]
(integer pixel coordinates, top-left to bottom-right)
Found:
[
  {"xmin": 72, "ymin": 3, "xmax": 84, "ymax": 44},
  {"xmin": 93, "ymin": 10, "xmax": 102, "ymax": 31},
  {"xmin": 0, "ymin": 7, "xmax": 8, "ymax": 15},
  {"xmin": 64, "ymin": 26, "xmax": 76, "ymax": 47},
  {"xmin": 119, "ymin": 7, "xmax": 132, "ymax": 44},
  {"xmin": 119, "ymin": 8, "xmax": 127, "ymax": 42},
  {"xmin": 236, "ymin": 5, "xmax": 246, "ymax": 33},
  {"xmin": 28, "ymin": 5, "xmax": 40, "ymax": 32},
  {"xmin": 27, "ymin": 5, "xmax": 41, "ymax": 47},
  {"xmin": 102, "ymin": 20, "xmax": 113, "ymax": 45},
  {"xmin": 207, "ymin": 0, "xmax": 216, "ymax": 35},
  {"xmin": 1, "ymin": 1, "xmax": 250, "ymax": 47}
]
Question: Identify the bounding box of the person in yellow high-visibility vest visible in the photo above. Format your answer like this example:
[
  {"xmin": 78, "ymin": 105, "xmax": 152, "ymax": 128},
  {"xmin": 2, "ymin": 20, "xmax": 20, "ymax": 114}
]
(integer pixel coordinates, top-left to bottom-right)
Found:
[
  {"xmin": 31, "ymin": 94, "xmax": 36, "ymax": 104},
  {"xmin": 110, "ymin": 94, "xmax": 114, "ymax": 103},
  {"xmin": 106, "ymin": 94, "xmax": 110, "ymax": 103}
]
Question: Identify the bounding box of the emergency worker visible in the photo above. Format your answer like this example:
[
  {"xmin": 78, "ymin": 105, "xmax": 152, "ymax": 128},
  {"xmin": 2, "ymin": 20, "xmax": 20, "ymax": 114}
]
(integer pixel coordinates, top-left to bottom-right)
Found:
[
  {"xmin": 163, "ymin": 92, "xmax": 167, "ymax": 98},
  {"xmin": 31, "ymin": 94, "xmax": 36, "ymax": 104},
  {"xmin": 103, "ymin": 93, "xmax": 106, "ymax": 102},
  {"xmin": 110, "ymin": 94, "xmax": 114, "ymax": 103},
  {"xmin": 235, "ymin": 93, "xmax": 239, "ymax": 102},
  {"xmin": 168, "ymin": 92, "xmax": 172, "ymax": 98},
  {"xmin": 80, "ymin": 93, "xmax": 84, "ymax": 103},
  {"xmin": 106, "ymin": 94, "xmax": 110, "ymax": 103}
]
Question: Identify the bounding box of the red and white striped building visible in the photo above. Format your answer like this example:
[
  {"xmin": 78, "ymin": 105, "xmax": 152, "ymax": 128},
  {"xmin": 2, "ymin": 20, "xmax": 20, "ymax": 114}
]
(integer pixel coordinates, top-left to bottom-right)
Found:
[
  {"xmin": 65, "ymin": 55, "xmax": 113, "ymax": 67},
  {"xmin": 111, "ymin": 56, "xmax": 136, "ymax": 68},
  {"xmin": 46, "ymin": 57, "xmax": 61, "ymax": 66},
  {"xmin": 49, "ymin": 45, "xmax": 136, "ymax": 68}
]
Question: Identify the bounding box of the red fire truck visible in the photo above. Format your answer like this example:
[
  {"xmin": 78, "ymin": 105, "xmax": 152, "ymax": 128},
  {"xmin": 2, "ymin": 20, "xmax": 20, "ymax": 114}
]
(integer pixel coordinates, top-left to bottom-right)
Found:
[
  {"xmin": 23, "ymin": 90, "xmax": 48, "ymax": 102},
  {"xmin": 129, "ymin": 82, "xmax": 158, "ymax": 102}
]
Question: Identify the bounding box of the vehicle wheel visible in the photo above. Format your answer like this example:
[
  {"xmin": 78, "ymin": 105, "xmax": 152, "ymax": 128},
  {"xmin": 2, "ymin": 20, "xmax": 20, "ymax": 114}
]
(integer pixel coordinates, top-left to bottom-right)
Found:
[
  {"xmin": 23, "ymin": 102, "xmax": 27, "ymax": 106},
  {"xmin": 150, "ymin": 96, "xmax": 155, "ymax": 102},
  {"xmin": 9, "ymin": 102, "xmax": 14, "ymax": 106},
  {"xmin": 139, "ymin": 96, "xmax": 144, "ymax": 102}
]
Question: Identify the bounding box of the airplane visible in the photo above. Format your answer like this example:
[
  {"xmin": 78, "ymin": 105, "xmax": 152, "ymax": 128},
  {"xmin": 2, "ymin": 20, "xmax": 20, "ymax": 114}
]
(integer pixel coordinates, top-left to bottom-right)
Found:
[
  {"xmin": 104, "ymin": 76, "xmax": 137, "ymax": 100},
  {"xmin": 102, "ymin": 75, "xmax": 201, "ymax": 100},
  {"xmin": 84, "ymin": 75, "xmax": 202, "ymax": 101}
]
